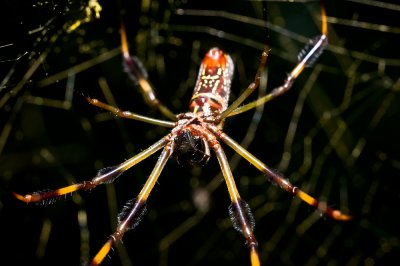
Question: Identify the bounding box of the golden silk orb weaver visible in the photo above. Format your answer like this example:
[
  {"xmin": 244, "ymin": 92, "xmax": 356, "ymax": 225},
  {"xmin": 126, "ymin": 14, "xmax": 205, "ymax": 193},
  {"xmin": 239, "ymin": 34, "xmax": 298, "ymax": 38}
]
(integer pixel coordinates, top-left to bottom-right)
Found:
[{"xmin": 14, "ymin": 1, "xmax": 351, "ymax": 265}]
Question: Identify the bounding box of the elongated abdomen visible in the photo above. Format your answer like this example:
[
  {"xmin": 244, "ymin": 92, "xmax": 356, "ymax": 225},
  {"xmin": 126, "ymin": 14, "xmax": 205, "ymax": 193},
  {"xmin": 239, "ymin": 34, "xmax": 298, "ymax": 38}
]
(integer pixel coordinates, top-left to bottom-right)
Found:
[{"xmin": 189, "ymin": 48, "xmax": 234, "ymax": 115}]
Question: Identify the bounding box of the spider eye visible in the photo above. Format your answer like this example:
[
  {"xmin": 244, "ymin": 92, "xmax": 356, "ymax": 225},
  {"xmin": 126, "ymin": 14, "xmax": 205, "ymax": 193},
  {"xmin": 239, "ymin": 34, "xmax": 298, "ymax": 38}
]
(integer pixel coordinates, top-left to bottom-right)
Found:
[{"xmin": 173, "ymin": 130, "xmax": 210, "ymax": 167}]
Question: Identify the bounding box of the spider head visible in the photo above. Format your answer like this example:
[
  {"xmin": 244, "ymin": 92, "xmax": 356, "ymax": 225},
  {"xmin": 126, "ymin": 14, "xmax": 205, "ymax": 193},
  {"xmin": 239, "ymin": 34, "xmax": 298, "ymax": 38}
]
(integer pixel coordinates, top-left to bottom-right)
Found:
[{"xmin": 173, "ymin": 130, "xmax": 210, "ymax": 167}]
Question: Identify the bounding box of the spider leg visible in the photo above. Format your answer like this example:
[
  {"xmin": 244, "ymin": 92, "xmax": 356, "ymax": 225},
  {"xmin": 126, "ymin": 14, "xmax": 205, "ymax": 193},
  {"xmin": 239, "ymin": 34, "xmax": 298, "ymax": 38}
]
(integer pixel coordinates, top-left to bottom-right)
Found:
[
  {"xmin": 211, "ymin": 140, "xmax": 260, "ymax": 266},
  {"xmin": 219, "ymin": 47, "xmax": 269, "ymax": 121},
  {"xmin": 90, "ymin": 144, "xmax": 172, "ymax": 266},
  {"xmin": 13, "ymin": 138, "xmax": 168, "ymax": 204},
  {"xmin": 209, "ymin": 125, "xmax": 351, "ymax": 221},
  {"xmin": 226, "ymin": 2, "xmax": 328, "ymax": 117},
  {"xmin": 120, "ymin": 22, "xmax": 177, "ymax": 121},
  {"xmin": 86, "ymin": 97, "xmax": 176, "ymax": 127}
]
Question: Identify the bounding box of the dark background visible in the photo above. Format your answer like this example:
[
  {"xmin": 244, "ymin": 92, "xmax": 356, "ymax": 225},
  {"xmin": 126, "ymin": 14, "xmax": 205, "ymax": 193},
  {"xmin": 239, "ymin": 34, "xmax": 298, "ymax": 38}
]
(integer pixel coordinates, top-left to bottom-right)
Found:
[{"xmin": 1, "ymin": 0, "xmax": 399, "ymax": 265}]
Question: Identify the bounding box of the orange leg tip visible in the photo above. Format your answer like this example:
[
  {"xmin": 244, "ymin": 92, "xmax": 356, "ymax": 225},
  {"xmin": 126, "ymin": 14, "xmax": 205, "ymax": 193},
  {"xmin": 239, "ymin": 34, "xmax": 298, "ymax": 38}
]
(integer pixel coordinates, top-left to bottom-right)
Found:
[
  {"xmin": 297, "ymin": 190, "xmax": 317, "ymax": 206},
  {"xmin": 13, "ymin": 192, "xmax": 32, "ymax": 203},
  {"xmin": 250, "ymin": 249, "xmax": 260, "ymax": 266},
  {"xmin": 332, "ymin": 210, "xmax": 352, "ymax": 221},
  {"xmin": 92, "ymin": 241, "xmax": 112, "ymax": 266}
]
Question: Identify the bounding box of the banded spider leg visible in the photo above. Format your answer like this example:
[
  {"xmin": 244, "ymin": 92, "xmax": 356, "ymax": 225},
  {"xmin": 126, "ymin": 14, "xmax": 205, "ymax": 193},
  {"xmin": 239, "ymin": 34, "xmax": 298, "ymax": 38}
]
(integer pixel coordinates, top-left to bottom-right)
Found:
[{"xmin": 14, "ymin": 1, "xmax": 351, "ymax": 265}]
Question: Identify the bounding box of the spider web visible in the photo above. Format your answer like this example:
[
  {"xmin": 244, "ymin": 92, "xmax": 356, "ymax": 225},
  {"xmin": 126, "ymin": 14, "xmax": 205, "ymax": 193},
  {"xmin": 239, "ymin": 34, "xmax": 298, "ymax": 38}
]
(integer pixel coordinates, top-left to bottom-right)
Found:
[{"xmin": 1, "ymin": 0, "xmax": 399, "ymax": 265}]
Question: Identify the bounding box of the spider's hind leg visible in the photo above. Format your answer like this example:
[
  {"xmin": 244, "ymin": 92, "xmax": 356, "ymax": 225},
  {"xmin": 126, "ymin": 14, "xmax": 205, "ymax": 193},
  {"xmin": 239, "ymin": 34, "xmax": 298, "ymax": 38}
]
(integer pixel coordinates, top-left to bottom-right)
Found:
[
  {"xmin": 86, "ymin": 97, "xmax": 176, "ymax": 127},
  {"xmin": 119, "ymin": 22, "xmax": 176, "ymax": 121},
  {"xmin": 225, "ymin": 1, "xmax": 329, "ymax": 117}
]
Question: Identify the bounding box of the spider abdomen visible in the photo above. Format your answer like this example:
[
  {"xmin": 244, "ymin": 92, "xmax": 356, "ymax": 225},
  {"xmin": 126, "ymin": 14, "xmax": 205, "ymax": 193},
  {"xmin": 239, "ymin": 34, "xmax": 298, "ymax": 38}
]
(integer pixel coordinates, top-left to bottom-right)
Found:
[{"xmin": 189, "ymin": 48, "xmax": 234, "ymax": 115}]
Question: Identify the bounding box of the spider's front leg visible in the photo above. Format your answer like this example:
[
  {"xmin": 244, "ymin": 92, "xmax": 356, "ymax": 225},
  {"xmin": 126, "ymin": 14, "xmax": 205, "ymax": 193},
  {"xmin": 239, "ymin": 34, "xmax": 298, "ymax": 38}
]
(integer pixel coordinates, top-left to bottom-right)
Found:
[
  {"xmin": 211, "ymin": 140, "xmax": 260, "ymax": 266},
  {"xmin": 13, "ymin": 138, "xmax": 167, "ymax": 204},
  {"xmin": 89, "ymin": 143, "xmax": 172, "ymax": 266},
  {"xmin": 214, "ymin": 128, "xmax": 352, "ymax": 221}
]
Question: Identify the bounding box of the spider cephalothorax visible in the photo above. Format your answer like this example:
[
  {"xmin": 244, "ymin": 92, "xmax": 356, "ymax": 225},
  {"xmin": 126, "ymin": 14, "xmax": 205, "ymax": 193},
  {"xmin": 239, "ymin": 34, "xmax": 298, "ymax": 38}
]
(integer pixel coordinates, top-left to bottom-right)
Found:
[{"xmin": 172, "ymin": 128, "xmax": 210, "ymax": 167}]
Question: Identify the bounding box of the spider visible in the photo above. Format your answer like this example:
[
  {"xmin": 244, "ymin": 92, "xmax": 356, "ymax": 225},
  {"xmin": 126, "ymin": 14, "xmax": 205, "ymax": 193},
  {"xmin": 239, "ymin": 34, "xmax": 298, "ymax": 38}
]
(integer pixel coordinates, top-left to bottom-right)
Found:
[{"xmin": 14, "ymin": 1, "xmax": 351, "ymax": 265}]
